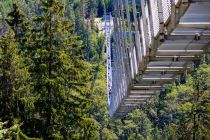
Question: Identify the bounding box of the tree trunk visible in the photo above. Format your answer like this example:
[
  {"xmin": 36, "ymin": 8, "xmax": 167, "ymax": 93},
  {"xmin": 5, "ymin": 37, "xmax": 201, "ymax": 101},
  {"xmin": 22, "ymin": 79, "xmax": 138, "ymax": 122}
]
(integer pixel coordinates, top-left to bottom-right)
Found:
[
  {"xmin": 46, "ymin": 11, "xmax": 53, "ymax": 137},
  {"xmin": 2, "ymin": 46, "xmax": 13, "ymax": 121},
  {"xmin": 193, "ymin": 113, "xmax": 196, "ymax": 140}
]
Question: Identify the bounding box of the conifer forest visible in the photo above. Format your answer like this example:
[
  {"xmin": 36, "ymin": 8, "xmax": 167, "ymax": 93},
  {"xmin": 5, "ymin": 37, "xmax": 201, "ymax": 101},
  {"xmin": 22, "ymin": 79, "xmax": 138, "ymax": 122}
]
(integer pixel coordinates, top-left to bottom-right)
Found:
[{"xmin": 0, "ymin": 0, "xmax": 210, "ymax": 139}]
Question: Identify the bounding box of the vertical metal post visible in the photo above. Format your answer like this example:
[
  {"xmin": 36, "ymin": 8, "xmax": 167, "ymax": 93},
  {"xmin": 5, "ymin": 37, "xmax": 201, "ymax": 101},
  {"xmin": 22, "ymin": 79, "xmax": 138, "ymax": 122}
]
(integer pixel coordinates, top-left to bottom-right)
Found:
[
  {"xmin": 119, "ymin": 0, "xmax": 131, "ymax": 89},
  {"xmin": 141, "ymin": 0, "xmax": 150, "ymax": 56},
  {"xmin": 105, "ymin": 13, "xmax": 112, "ymax": 106},
  {"xmin": 125, "ymin": 0, "xmax": 135, "ymax": 80},
  {"xmin": 157, "ymin": 0, "xmax": 165, "ymax": 44},
  {"xmin": 132, "ymin": 0, "xmax": 143, "ymax": 69}
]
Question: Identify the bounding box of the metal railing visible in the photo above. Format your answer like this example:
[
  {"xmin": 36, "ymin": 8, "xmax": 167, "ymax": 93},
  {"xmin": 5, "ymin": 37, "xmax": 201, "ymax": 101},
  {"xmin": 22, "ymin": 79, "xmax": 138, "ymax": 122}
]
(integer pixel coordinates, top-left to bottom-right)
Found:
[{"xmin": 109, "ymin": 0, "xmax": 210, "ymax": 117}]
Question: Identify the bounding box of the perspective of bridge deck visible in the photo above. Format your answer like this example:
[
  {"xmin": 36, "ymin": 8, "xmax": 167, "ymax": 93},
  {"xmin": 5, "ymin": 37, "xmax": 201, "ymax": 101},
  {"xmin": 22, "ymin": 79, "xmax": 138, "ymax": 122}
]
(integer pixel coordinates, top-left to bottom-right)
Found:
[{"xmin": 108, "ymin": 0, "xmax": 210, "ymax": 118}]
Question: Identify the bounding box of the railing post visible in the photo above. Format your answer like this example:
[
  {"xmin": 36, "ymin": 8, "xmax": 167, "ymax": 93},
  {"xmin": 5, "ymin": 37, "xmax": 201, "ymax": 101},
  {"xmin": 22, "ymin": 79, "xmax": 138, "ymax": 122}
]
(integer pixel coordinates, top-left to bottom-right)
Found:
[
  {"xmin": 124, "ymin": 0, "xmax": 135, "ymax": 81},
  {"xmin": 119, "ymin": 0, "xmax": 131, "ymax": 88},
  {"xmin": 169, "ymin": 0, "xmax": 176, "ymax": 34},
  {"xmin": 157, "ymin": 0, "xmax": 165, "ymax": 43},
  {"xmin": 132, "ymin": 0, "xmax": 143, "ymax": 71},
  {"xmin": 141, "ymin": 0, "xmax": 150, "ymax": 56}
]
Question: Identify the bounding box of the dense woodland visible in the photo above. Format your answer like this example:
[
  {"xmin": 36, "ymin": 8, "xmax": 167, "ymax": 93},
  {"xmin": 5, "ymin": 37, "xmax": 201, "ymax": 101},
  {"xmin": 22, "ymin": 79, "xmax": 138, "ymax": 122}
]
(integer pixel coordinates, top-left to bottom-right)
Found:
[{"xmin": 0, "ymin": 0, "xmax": 209, "ymax": 139}]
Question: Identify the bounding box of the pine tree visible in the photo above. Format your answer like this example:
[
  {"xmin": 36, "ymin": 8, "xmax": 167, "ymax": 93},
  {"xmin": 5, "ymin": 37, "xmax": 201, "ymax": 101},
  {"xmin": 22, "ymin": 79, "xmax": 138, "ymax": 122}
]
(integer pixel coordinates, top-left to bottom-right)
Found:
[
  {"xmin": 163, "ymin": 64, "xmax": 210, "ymax": 139},
  {"xmin": 97, "ymin": 0, "xmax": 105, "ymax": 17},
  {"xmin": 23, "ymin": 0, "xmax": 91, "ymax": 138},
  {"xmin": 0, "ymin": 29, "xmax": 27, "ymax": 122},
  {"xmin": 6, "ymin": 2, "xmax": 29, "ymax": 52},
  {"xmin": 6, "ymin": 3, "xmax": 24, "ymax": 42}
]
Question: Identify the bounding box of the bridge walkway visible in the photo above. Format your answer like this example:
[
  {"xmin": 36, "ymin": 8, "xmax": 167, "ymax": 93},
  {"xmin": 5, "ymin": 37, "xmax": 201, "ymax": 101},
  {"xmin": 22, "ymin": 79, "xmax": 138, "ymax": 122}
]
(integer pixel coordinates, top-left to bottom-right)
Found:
[{"xmin": 109, "ymin": 0, "xmax": 210, "ymax": 118}]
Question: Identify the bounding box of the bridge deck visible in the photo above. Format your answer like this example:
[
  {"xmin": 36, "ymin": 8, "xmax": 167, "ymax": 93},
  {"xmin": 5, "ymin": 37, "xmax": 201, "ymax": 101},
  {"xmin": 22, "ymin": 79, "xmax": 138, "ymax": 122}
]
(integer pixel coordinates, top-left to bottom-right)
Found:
[{"xmin": 109, "ymin": 0, "xmax": 210, "ymax": 118}]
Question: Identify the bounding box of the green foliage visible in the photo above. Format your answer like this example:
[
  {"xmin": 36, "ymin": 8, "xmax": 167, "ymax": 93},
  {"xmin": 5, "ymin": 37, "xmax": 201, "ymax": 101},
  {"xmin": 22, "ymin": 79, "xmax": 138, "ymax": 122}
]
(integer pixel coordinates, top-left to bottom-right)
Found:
[
  {"xmin": 114, "ymin": 63, "xmax": 210, "ymax": 140},
  {"xmin": 0, "ymin": 0, "xmax": 210, "ymax": 140},
  {"xmin": 0, "ymin": 119, "xmax": 41, "ymax": 140},
  {"xmin": 0, "ymin": 29, "xmax": 29, "ymax": 122}
]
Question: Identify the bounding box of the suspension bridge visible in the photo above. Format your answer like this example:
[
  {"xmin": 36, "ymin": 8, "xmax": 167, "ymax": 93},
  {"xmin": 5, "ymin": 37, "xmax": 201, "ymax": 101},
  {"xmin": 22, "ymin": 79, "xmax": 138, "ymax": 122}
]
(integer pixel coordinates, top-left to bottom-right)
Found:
[{"xmin": 107, "ymin": 0, "xmax": 210, "ymax": 118}]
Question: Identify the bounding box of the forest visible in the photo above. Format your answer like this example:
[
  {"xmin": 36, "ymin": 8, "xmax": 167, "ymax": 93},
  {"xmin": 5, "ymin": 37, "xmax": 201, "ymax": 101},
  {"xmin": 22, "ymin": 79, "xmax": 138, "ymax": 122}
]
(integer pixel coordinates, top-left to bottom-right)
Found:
[{"xmin": 0, "ymin": 0, "xmax": 210, "ymax": 139}]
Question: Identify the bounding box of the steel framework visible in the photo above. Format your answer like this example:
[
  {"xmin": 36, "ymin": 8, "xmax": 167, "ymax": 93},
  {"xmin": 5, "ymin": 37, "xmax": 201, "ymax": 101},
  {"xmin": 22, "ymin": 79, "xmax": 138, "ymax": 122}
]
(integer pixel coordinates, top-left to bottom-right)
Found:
[{"xmin": 109, "ymin": 0, "xmax": 210, "ymax": 118}]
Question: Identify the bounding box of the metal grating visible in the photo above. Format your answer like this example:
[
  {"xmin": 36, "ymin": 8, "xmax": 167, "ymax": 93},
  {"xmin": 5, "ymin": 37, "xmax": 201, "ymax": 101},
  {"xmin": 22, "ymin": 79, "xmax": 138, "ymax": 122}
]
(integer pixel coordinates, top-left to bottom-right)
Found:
[
  {"xmin": 140, "ymin": 17, "xmax": 147, "ymax": 57},
  {"xmin": 150, "ymin": 0, "xmax": 160, "ymax": 37},
  {"xmin": 145, "ymin": 3, "xmax": 152, "ymax": 45},
  {"xmin": 162, "ymin": 0, "xmax": 171, "ymax": 23},
  {"xmin": 110, "ymin": 0, "xmax": 210, "ymax": 118}
]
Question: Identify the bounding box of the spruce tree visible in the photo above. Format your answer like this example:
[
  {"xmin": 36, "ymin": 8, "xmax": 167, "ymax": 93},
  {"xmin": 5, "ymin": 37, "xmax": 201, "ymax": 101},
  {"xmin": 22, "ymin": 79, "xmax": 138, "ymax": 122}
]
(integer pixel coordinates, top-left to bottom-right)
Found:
[
  {"xmin": 24, "ymin": 0, "xmax": 91, "ymax": 138},
  {"xmin": 97, "ymin": 0, "xmax": 105, "ymax": 17},
  {"xmin": 6, "ymin": 3, "xmax": 26, "ymax": 46},
  {"xmin": 0, "ymin": 29, "xmax": 27, "ymax": 121}
]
